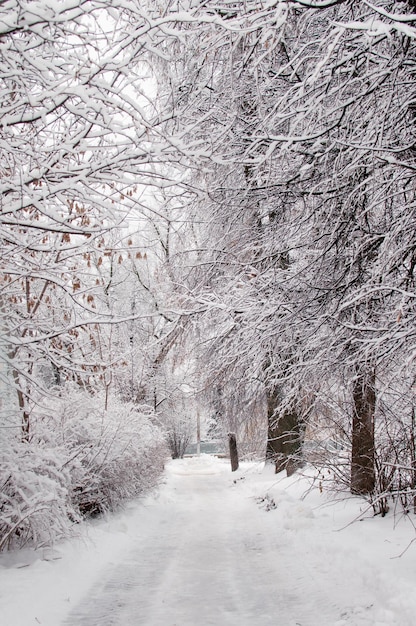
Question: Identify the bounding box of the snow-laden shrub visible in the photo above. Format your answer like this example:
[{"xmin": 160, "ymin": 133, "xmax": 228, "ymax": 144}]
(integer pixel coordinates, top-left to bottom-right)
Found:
[
  {"xmin": 163, "ymin": 411, "xmax": 194, "ymax": 459},
  {"xmin": 0, "ymin": 385, "xmax": 167, "ymax": 551},
  {"xmin": 40, "ymin": 386, "xmax": 168, "ymax": 518},
  {"xmin": 0, "ymin": 441, "xmax": 80, "ymax": 552}
]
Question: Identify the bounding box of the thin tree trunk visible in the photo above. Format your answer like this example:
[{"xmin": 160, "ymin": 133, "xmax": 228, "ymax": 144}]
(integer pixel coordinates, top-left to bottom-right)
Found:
[
  {"xmin": 19, "ymin": 390, "xmax": 30, "ymax": 443},
  {"xmin": 9, "ymin": 348, "xmax": 30, "ymax": 442}
]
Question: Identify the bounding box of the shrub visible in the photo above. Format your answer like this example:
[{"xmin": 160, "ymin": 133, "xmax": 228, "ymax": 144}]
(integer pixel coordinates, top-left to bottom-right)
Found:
[
  {"xmin": 0, "ymin": 385, "xmax": 168, "ymax": 551},
  {"xmin": 0, "ymin": 441, "xmax": 79, "ymax": 551}
]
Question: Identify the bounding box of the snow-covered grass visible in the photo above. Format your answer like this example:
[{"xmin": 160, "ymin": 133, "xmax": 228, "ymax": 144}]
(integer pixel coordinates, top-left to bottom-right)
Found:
[{"xmin": 1, "ymin": 455, "xmax": 416, "ymax": 625}]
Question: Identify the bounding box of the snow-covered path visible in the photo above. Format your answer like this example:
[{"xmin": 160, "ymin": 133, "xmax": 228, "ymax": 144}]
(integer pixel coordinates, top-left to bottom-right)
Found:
[
  {"xmin": 1, "ymin": 456, "xmax": 416, "ymax": 626},
  {"xmin": 64, "ymin": 460, "xmax": 314, "ymax": 626},
  {"xmin": 65, "ymin": 462, "xmax": 288, "ymax": 626},
  {"xmin": 61, "ymin": 457, "xmax": 413, "ymax": 626}
]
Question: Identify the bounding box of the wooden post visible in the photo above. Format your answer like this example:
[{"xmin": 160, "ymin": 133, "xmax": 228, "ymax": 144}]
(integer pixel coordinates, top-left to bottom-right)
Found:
[
  {"xmin": 228, "ymin": 432, "xmax": 239, "ymax": 472},
  {"xmin": 196, "ymin": 410, "xmax": 201, "ymax": 457}
]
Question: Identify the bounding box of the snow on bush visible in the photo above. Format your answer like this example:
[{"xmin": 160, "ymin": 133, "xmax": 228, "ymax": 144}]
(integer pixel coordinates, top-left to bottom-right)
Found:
[
  {"xmin": 164, "ymin": 411, "xmax": 194, "ymax": 459},
  {"xmin": 44, "ymin": 386, "xmax": 168, "ymax": 517},
  {"xmin": 0, "ymin": 441, "xmax": 80, "ymax": 552},
  {"xmin": 0, "ymin": 385, "xmax": 168, "ymax": 551}
]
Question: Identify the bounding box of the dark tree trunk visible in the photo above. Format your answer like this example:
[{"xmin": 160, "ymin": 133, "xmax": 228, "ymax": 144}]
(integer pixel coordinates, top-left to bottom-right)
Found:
[
  {"xmin": 228, "ymin": 432, "xmax": 239, "ymax": 471},
  {"xmin": 266, "ymin": 383, "xmax": 304, "ymax": 476},
  {"xmin": 351, "ymin": 367, "xmax": 376, "ymax": 495}
]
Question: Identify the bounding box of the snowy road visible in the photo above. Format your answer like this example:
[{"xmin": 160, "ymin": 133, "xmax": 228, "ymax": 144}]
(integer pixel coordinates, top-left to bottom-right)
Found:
[
  {"xmin": 61, "ymin": 456, "xmax": 403, "ymax": 626},
  {"xmin": 64, "ymin": 461, "xmax": 285, "ymax": 626},
  {"xmin": 63, "ymin": 458, "xmax": 335, "ymax": 626}
]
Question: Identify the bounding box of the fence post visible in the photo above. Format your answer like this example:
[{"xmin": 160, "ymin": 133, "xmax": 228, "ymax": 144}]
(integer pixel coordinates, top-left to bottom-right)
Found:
[{"xmin": 228, "ymin": 432, "xmax": 239, "ymax": 472}]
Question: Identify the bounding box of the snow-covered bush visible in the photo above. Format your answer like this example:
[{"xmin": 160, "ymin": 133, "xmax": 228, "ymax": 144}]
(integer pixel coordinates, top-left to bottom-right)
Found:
[
  {"xmin": 41, "ymin": 386, "xmax": 168, "ymax": 518},
  {"xmin": 164, "ymin": 411, "xmax": 194, "ymax": 459},
  {"xmin": 0, "ymin": 385, "xmax": 167, "ymax": 551},
  {"xmin": 0, "ymin": 441, "xmax": 80, "ymax": 551}
]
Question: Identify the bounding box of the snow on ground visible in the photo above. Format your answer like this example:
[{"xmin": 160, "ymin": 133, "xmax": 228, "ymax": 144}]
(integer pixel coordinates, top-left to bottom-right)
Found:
[{"xmin": 1, "ymin": 455, "xmax": 416, "ymax": 626}]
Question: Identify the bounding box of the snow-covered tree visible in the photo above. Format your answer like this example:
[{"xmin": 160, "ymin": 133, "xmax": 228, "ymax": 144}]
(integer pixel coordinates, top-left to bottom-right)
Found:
[
  {"xmin": 0, "ymin": 0, "xmax": 182, "ymax": 549},
  {"xmin": 157, "ymin": 0, "xmax": 416, "ymax": 500}
]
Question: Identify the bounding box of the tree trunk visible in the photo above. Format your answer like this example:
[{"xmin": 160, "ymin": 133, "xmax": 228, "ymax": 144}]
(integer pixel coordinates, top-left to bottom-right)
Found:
[
  {"xmin": 266, "ymin": 383, "xmax": 304, "ymax": 475},
  {"xmin": 351, "ymin": 367, "xmax": 376, "ymax": 495},
  {"xmin": 10, "ymin": 362, "xmax": 30, "ymax": 443}
]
